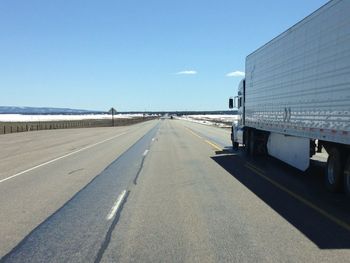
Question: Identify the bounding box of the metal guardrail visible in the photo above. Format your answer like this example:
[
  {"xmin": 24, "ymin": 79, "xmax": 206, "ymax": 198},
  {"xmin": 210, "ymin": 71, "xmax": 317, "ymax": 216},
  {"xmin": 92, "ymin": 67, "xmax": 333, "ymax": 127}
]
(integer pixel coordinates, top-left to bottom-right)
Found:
[{"xmin": 0, "ymin": 117, "xmax": 157, "ymax": 135}]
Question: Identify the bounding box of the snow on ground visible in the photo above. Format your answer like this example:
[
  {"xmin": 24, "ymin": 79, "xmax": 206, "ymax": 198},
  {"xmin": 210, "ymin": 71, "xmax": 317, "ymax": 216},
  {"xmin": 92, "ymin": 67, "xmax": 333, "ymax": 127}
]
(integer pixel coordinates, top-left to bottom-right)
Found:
[
  {"xmin": 177, "ymin": 114, "xmax": 239, "ymax": 128},
  {"xmin": 0, "ymin": 114, "xmax": 147, "ymax": 122}
]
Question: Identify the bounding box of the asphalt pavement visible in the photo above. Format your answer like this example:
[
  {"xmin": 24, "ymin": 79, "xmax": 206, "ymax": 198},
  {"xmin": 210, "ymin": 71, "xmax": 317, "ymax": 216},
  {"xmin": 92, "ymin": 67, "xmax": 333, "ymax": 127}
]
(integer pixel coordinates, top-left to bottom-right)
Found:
[
  {"xmin": 1, "ymin": 119, "xmax": 350, "ymax": 262},
  {"xmin": 0, "ymin": 120, "xmax": 158, "ymax": 259}
]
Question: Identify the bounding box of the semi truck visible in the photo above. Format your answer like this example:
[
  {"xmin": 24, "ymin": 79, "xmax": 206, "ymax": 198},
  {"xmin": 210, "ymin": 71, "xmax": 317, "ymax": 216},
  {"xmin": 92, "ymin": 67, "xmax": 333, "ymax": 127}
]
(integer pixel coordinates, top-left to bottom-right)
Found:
[{"xmin": 229, "ymin": 0, "xmax": 350, "ymax": 193}]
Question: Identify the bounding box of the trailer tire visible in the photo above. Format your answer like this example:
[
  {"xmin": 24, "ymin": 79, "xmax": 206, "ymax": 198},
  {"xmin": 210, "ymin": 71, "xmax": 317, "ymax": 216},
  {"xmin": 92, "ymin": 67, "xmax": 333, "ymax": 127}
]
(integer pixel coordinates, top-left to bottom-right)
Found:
[
  {"xmin": 325, "ymin": 148, "xmax": 343, "ymax": 192},
  {"xmin": 343, "ymin": 156, "xmax": 350, "ymax": 196}
]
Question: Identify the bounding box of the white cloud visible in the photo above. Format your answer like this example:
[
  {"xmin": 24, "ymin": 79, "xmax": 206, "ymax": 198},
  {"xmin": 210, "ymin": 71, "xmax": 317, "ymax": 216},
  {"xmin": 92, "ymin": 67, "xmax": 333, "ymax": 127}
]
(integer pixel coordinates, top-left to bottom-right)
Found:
[
  {"xmin": 226, "ymin": 70, "xmax": 245, "ymax": 77},
  {"xmin": 175, "ymin": 70, "xmax": 197, "ymax": 75}
]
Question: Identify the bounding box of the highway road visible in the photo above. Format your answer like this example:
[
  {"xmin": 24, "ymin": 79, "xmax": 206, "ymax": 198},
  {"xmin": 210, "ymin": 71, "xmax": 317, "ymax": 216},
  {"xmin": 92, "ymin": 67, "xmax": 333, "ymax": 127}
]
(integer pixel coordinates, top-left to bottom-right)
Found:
[{"xmin": 0, "ymin": 119, "xmax": 350, "ymax": 262}]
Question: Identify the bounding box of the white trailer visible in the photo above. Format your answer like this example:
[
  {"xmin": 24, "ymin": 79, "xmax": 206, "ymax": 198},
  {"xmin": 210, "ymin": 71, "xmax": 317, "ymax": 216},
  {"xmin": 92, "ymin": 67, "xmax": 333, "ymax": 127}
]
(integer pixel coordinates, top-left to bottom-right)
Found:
[{"xmin": 229, "ymin": 0, "xmax": 350, "ymax": 193}]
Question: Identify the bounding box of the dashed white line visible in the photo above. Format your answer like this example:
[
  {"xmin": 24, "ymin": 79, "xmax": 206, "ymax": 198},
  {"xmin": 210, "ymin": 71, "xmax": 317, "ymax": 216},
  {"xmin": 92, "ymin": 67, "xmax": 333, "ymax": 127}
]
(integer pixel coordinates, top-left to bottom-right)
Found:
[
  {"xmin": 106, "ymin": 190, "xmax": 127, "ymax": 221},
  {"xmin": 143, "ymin": 149, "xmax": 149, "ymax": 156},
  {"xmin": 0, "ymin": 132, "xmax": 127, "ymax": 184}
]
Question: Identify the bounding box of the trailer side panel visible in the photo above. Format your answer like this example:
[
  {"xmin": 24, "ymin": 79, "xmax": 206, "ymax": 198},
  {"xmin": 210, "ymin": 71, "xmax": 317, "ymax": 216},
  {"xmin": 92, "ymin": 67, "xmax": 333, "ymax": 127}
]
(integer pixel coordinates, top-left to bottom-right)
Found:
[{"xmin": 245, "ymin": 0, "xmax": 350, "ymax": 145}]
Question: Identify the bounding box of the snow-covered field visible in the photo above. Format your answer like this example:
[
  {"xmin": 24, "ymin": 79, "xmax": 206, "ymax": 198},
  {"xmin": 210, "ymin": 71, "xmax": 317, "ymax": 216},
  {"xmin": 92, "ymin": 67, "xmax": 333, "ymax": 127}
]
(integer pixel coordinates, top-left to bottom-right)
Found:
[
  {"xmin": 0, "ymin": 113, "xmax": 237, "ymax": 127},
  {"xmin": 177, "ymin": 114, "xmax": 239, "ymax": 128},
  {"xmin": 0, "ymin": 114, "xmax": 146, "ymax": 122}
]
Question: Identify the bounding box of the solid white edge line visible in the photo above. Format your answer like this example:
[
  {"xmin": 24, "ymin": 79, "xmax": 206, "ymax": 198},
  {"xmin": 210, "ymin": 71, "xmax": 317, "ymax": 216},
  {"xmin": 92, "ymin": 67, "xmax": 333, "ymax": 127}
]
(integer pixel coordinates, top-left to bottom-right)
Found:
[
  {"xmin": 0, "ymin": 132, "xmax": 127, "ymax": 184},
  {"xmin": 106, "ymin": 190, "xmax": 127, "ymax": 221},
  {"xmin": 143, "ymin": 149, "xmax": 149, "ymax": 156}
]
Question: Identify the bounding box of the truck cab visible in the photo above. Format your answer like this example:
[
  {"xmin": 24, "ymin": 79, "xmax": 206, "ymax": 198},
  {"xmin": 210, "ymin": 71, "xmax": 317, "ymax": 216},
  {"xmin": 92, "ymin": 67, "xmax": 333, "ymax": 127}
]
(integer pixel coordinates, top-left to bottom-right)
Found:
[{"xmin": 229, "ymin": 78, "xmax": 245, "ymax": 150}]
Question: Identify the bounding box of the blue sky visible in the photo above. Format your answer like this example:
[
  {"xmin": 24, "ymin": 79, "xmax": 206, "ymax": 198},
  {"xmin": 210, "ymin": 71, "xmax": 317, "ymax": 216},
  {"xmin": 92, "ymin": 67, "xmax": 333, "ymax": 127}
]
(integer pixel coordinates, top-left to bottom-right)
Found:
[{"xmin": 0, "ymin": 0, "xmax": 328, "ymax": 111}]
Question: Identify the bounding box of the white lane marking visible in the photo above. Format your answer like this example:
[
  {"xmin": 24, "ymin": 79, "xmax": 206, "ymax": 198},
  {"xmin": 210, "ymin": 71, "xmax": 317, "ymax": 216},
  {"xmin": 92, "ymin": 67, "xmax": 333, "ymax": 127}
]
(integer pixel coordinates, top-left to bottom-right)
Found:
[
  {"xmin": 0, "ymin": 132, "xmax": 127, "ymax": 184},
  {"xmin": 106, "ymin": 190, "xmax": 127, "ymax": 221},
  {"xmin": 143, "ymin": 149, "xmax": 149, "ymax": 156}
]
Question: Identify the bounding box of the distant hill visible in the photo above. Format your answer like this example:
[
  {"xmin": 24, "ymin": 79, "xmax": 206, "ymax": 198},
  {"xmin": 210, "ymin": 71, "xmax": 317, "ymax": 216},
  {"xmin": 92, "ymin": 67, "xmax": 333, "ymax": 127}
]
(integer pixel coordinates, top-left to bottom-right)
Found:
[{"xmin": 0, "ymin": 106, "xmax": 104, "ymax": 115}]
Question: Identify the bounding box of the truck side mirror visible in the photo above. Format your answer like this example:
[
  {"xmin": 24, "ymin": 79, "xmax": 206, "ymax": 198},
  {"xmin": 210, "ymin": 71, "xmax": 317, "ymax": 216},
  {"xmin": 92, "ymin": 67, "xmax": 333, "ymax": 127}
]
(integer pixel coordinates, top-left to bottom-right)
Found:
[{"xmin": 229, "ymin": 97, "xmax": 233, "ymax": 109}]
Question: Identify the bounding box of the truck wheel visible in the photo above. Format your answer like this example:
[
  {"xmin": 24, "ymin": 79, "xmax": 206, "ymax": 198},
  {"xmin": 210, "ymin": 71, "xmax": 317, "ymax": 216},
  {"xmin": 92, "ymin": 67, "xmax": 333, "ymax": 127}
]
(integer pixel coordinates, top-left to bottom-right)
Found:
[
  {"xmin": 343, "ymin": 156, "xmax": 350, "ymax": 196},
  {"xmin": 232, "ymin": 142, "xmax": 239, "ymax": 151},
  {"xmin": 325, "ymin": 148, "xmax": 343, "ymax": 192},
  {"xmin": 243, "ymin": 131, "xmax": 250, "ymax": 156},
  {"xmin": 249, "ymin": 131, "xmax": 256, "ymax": 156}
]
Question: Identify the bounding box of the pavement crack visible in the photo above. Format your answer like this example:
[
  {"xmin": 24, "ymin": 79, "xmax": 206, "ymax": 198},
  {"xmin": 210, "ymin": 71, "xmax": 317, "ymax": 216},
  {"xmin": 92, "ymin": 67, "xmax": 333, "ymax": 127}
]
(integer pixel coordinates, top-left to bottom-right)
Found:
[
  {"xmin": 68, "ymin": 168, "xmax": 84, "ymax": 175},
  {"xmin": 133, "ymin": 151, "xmax": 147, "ymax": 185},
  {"xmin": 94, "ymin": 190, "xmax": 130, "ymax": 263}
]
